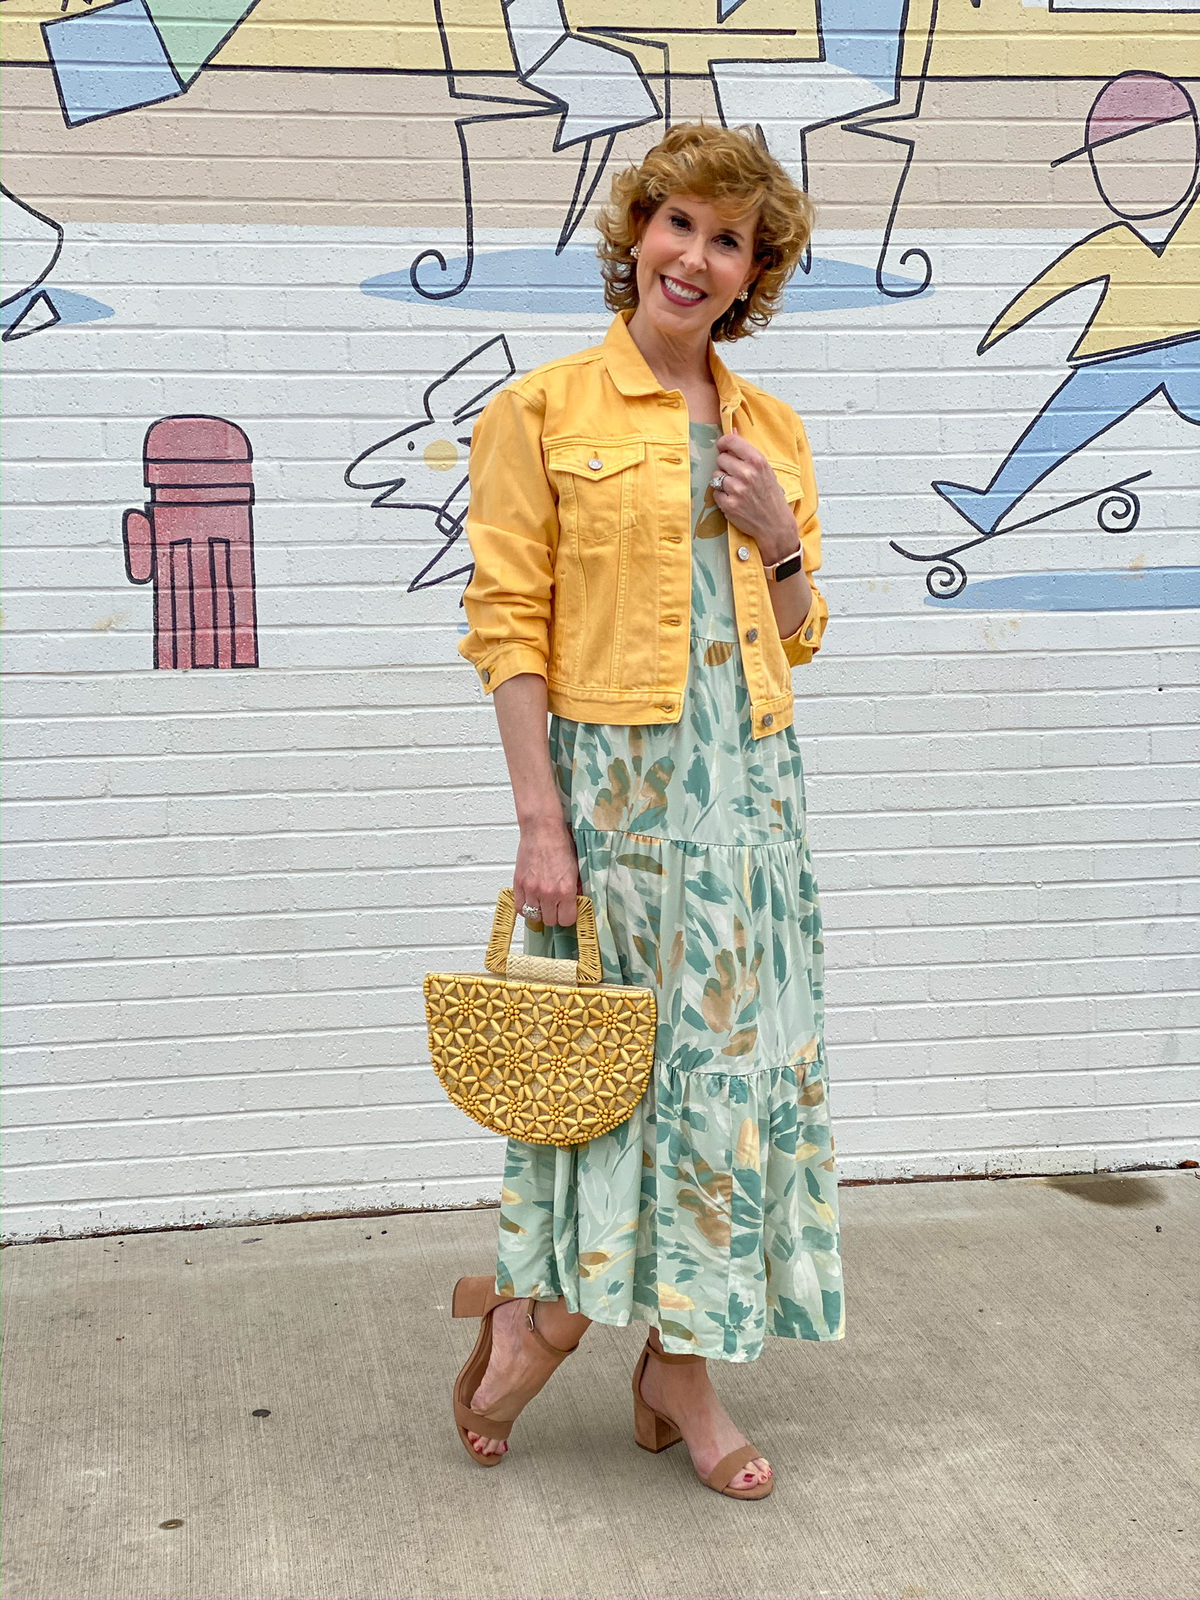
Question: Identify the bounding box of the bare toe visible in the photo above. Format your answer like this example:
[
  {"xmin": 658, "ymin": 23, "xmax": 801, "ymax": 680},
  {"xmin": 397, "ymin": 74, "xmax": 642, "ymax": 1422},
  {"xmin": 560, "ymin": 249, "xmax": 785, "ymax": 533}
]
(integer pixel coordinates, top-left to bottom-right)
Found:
[
  {"xmin": 732, "ymin": 1457, "xmax": 771, "ymax": 1488},
  {"xmin": 466, "ymin": 1431, "xmax": 507, "ymax": 1458}
]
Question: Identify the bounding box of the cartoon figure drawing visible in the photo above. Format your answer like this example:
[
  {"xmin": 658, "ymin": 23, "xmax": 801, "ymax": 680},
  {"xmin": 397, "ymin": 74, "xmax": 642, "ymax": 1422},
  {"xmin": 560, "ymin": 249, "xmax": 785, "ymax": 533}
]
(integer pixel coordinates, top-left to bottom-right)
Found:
[
  {"xmin": 122, "ymin": 416, "xmax": 259, "ymax": 669},
  {"xmin": 0, "ymin": 186, "xmax": 64, "ymax": 341},
  {"xmin": 711, "ymin": 0, "xmax": 924, "ymax": 294},
  {"xmin": 898, "ymin": 72, "xmax": 1200, "ymax": 596},
  {"xmin": 410, "ymin": 0, "xmax": 659, "ymax": 299},
  {"xmin": 344, "ymin": 334, "xmax": 516, "ymax": 593}
]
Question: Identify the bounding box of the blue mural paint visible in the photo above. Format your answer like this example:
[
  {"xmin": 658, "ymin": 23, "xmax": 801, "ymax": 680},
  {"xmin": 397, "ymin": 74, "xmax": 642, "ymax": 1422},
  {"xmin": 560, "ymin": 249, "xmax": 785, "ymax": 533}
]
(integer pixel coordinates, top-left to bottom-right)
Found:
[
  {"xmin": 0, "ymin": 288, "xmax": 115, "ymax": 332},
  {"xmin": 926, "ymin": 567, "xmax": 1200, "ymax": 612},
  {"xmin": 362, "ymin": 245, "xmax": 924, "ymax": 315},
  {"xmin": 42, "ymin": 0, "xmax": 185, "ymax": 125}
]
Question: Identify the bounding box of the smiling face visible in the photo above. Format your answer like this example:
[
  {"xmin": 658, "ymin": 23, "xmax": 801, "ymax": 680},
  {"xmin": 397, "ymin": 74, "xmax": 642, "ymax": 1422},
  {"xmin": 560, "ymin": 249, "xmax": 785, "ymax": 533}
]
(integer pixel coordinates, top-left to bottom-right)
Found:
[{"xmin": 631, "ymin": 193, "xmax": 759, "ymax": 341}]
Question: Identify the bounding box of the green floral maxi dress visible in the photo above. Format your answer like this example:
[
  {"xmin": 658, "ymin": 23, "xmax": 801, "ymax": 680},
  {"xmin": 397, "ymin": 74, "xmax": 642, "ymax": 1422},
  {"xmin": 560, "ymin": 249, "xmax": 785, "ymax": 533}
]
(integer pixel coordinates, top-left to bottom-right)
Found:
[{"xmin": 496, "ymin": 422, "xmax": 843, "ymax": 1363}]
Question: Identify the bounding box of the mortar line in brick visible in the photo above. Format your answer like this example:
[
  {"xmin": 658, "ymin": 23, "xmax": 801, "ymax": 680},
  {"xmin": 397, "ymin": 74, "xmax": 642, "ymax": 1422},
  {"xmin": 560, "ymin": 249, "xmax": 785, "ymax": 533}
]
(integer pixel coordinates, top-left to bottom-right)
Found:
[
  {"xmin": 6, "ymin": 879, "xmax": 1198, "ymax": 933},
  {"xmin": 5, "ymin": 940, "xmax": 1195, "ymax": 979},
  {"xmin": 0, "ymin": 647, "xmax": 1189, "ymax": 680},
  {"xmin": 8, "ymin": 1052, "xmax": 1199, "ymax": 1102},
  {"xmin": 6, "ymin": 848, "xmax": 1199, "ymax": 898},
  {"xmin": 10, "ymin": 727, "xmax": 1200, "ymax": 762},
  {"xmin": 7, "ymin": 687, "xmax": 1199, "ymax": 725},
  {"xmin": 5, "ymin": 799, "xmax": 1196, "ymax": 858}
]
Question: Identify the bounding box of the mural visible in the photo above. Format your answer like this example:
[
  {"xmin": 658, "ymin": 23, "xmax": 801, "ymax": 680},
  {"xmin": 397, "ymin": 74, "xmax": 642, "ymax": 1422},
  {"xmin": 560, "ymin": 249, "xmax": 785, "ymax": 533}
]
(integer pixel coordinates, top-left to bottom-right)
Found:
[
  {"xmin": 1, "ymin": 0, "xmax": 1198, "ymax": 630},
  {"xmin": 345, "ymin": 335, "xmax": 516, "ymax": 592},
  {"xmin": 122, "ymin": 416, "xmax": 259, "ymax": 669},
  {"xmin": 898, "ymin": 69, "xmax": 1200, "ymax": 597},
  {"xmin": 405, "ymin": 0, "xmax": 660, "ymax": 299},
  {"xmin": 41, "ymin": 0, "xmax": 263, "ymax": 124},
  {"xmin": 0, "ymin": 184, "xmax": 62, "ymax": 339},
  {"xmin": 0, "ymin": 181, "xmax": 115, "ymax": 337}
]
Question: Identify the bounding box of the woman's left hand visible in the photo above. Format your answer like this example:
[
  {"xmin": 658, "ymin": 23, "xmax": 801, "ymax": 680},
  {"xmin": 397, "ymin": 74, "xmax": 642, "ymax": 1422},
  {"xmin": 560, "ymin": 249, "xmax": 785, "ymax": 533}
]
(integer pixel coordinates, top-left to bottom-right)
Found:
[{"xmin": 711, "ymin": 431, "xmax": 799, "ymax": 566}]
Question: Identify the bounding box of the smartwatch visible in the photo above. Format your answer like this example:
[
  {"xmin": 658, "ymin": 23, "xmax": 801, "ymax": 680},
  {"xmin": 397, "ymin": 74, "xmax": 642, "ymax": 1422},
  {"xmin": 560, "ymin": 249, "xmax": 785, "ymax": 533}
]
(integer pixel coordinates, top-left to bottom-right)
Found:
[{"xmin": 763, "ymin": 547, "xmax": 805, "ymax": 583}]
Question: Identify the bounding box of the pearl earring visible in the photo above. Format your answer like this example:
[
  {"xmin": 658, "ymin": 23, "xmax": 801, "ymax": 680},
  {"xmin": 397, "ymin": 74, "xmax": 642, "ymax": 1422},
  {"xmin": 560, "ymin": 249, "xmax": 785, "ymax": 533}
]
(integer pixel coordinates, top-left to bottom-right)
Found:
[
  {"xmin": 630, "ymin": 244, "xmax": 640, "ymax": 259},
  {"xmin": 736, "ymin": 286, "xmax": 749, "ymax": 300}
]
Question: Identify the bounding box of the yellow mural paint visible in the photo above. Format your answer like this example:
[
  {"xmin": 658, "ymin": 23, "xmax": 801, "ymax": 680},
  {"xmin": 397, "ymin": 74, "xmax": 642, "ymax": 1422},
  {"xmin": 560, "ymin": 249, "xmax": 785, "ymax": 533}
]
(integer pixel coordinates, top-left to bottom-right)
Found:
[
  {"xmin": 0, "ymin": 0, "xmax": 473, "ymax": 71},
  {"xmin": 563, "ymin": 0, "xmax": 819, "ymax": 77},
  {"xmin": 2, "ymin": 0, "xmax": 818, "ymax": 74},
  {"xmin": 926, "ymin": 0, "xmax": 1200, "ymax": 80},
  {"xmin": 424, "ymin": 439, "xmax": 459, "ymax": 471}
]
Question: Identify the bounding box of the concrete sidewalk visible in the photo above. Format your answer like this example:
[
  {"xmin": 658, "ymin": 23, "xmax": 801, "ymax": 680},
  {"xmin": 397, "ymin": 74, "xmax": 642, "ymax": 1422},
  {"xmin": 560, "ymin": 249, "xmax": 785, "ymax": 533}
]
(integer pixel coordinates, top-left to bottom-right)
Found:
[{"xmin": 2, "ymin": 1171, "xmax": 1197, "ymax": 1600}]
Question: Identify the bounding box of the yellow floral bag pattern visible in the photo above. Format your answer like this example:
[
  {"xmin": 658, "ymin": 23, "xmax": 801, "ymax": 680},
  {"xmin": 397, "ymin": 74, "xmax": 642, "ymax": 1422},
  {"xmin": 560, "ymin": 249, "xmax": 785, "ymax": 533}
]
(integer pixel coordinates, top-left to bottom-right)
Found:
[{"xmin": 426, "ymin": 890, "xmax": 656, "ymax": 1147}]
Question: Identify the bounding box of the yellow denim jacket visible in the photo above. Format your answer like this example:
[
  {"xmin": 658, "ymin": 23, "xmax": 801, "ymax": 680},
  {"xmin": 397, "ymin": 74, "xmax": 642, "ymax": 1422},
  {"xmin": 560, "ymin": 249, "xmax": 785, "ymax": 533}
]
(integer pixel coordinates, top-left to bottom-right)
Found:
[{"xmin": 459, "ymin": 310, "xmax": 828, "ymax": 739}]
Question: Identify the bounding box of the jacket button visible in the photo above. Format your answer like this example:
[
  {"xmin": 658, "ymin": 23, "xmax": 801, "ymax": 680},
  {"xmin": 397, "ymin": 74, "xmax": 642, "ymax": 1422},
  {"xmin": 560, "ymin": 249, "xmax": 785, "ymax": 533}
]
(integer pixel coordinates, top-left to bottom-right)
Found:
[
  {"xmin": 588, "ymin": 457, "xmax": 603, "ymax": 470},
  {"xmin": 660, "ymin": 703, "xmax": 673, "ymax": 713},
  {"xmin": 737, "ymin": 546, "xmax": 751, "ymax": 561},
  {"xmin": 745, "ymin": 627, "xmax": 758, "ymax": 643},
  {"xmin": 481, "ymin": 668, "xmax": 491, "ymax": 684},
  {"xmin": 762, "ymin": 713, "xmax": 774, "ymax": 727},
  {"xmin": 804, "ymin": 626, "xmax": 814, "ymax": 641}
]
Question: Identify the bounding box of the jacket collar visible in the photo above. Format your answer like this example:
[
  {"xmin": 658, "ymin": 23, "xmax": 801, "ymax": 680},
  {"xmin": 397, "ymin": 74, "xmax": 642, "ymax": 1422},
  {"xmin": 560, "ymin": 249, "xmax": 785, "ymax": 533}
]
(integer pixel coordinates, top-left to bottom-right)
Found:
[{"xmin": 602, "ymin": 309, "xmax": 744, "ymax": 415}]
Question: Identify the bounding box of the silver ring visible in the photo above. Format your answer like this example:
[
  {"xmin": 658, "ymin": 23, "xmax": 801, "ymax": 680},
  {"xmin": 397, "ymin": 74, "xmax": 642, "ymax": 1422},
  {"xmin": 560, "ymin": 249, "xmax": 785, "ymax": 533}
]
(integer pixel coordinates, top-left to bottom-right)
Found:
[
  {"xmin": 709, "ymin": 472, "xmax": 726, "ymax": 491},
  {"xmin": 520, "ymin": 902, "xmax": 542, "ymax": 920}
]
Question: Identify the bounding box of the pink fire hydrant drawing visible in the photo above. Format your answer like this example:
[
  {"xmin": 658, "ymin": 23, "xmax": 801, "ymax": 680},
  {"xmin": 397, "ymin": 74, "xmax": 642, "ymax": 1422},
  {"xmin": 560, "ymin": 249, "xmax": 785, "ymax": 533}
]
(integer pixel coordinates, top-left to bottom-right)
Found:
[{"xmin": 122, "ymin": 415, "xmax": 259, "ymax": 669}]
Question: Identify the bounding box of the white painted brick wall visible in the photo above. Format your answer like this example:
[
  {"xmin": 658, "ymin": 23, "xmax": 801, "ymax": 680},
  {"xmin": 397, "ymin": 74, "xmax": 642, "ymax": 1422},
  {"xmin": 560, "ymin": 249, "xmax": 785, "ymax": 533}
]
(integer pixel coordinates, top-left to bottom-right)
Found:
[{"xmin": 2, "ymin": 203, "xmax": 1198, "ymax": 1238}]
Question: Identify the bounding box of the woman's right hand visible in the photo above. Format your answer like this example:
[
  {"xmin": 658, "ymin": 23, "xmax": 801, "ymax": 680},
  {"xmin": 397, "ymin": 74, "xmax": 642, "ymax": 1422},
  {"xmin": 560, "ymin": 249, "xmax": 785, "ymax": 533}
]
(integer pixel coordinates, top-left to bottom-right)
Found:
[
  {"xmin": 514, "ymin": 815, "xmax": 581, "ymax": 928},
  {"xmin": 490, "ymin": 672, "xmax": 580, "ymax": 926}
]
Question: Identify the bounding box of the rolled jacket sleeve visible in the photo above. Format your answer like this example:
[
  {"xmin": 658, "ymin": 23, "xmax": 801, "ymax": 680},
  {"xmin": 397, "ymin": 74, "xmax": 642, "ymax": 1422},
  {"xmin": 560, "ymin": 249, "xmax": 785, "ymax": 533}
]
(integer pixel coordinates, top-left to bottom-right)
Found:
[
  {"xmin": 778, "ymin": 416, "xmax": 829, "ymax": 666},
  {"xmin": 457, "ymin": 385, "xmax": 559, "ymax": 695}
]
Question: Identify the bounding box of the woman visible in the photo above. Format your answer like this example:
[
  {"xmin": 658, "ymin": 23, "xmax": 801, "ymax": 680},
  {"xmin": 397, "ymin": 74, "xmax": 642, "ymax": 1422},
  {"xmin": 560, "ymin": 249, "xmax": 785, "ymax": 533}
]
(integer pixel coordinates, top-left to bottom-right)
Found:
[{"xmin": 451, "ymin": 122, "xmax": 842, "ymax": 1501}]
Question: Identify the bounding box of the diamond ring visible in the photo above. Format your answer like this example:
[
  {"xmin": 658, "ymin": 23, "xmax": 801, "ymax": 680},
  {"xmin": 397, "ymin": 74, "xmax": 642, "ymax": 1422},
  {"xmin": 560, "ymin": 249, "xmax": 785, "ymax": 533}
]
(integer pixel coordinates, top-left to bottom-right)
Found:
[
  {"xmin": 709, "ymin": 472, "xmax": 726, "ymax": 491},
  {"xmin": 521, "ymin": 902, "xmax": 542, "ymax": 920}
]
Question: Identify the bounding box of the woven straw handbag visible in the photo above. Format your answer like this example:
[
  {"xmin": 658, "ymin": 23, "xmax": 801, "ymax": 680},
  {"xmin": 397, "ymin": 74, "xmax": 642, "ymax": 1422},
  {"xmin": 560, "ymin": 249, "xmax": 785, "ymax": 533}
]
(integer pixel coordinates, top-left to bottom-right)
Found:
[{"xmin": 424, "ymin": 888, "xmax": 657, "ymax": 1148}]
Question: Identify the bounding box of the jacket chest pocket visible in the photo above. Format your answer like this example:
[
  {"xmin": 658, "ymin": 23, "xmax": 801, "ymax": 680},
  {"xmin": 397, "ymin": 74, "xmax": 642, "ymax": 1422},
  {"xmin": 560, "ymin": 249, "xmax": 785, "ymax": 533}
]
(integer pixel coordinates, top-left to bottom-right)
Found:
[
  {"xmin": 546, "ymin": 440, "xmax": 645, "ymax": 542},
  {"xmin": 768, "ymin": 460, "xmax": 806, "ymax": 510}
]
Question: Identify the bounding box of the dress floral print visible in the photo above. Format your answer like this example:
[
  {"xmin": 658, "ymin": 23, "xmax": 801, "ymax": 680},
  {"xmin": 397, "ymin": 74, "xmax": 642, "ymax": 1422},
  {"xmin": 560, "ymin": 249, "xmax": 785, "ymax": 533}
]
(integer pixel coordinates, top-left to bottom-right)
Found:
[{"xmin": 495, "ymin": 423, "xmax": 843, "ymax": 1363}]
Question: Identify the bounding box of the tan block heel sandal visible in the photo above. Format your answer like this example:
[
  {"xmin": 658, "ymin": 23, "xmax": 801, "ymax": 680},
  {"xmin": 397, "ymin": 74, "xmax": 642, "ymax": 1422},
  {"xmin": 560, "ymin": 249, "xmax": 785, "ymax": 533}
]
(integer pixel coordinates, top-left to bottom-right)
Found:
[
  {"xmin": 451, "ymin": 1276, "xmax": 580, "ymax": 1465},
  {"xmin": 632, "ymin": 1337, "xmax": 774, "ymax": 1500}
]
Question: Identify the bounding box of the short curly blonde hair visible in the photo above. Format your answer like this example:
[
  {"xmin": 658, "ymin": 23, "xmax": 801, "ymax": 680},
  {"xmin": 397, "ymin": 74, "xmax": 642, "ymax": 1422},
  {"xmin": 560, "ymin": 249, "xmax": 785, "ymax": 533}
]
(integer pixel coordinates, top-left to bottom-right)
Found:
[{"xmin": 597, "ymin": 122, "xmax": 814, "ymax": 342}]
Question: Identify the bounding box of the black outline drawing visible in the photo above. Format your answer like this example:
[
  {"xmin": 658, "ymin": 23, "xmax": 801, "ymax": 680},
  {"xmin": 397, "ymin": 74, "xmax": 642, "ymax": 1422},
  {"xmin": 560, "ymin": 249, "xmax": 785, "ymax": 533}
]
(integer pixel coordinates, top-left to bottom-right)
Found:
[
  {"xmin": 898, "ymin": 71, "xmax": 1200, "ymax": 595},
  {"xmin": 40, "ymin": 0, "xmax": 262, "ymax": 127},
  {"xmin": 590, "ymin": 0, "xmax": 935, "ymax": 296},
  {"xmin": 2, "ymin": 291, "xmax": 62, "ymax": 342},
  {"xmin": 839, "ymin": 0, "xmax": 938, "ymax": 298},
  {"xmin": 122, "ymin": 414, "xmax": 260, "ymax": 668},
  {"xmin": 408, "ymin": 0, "xmax": 660, "ymax": 300},
  {"xmin": 344, "ymin": 334, "xmax": 517, "ymax": 597},
  {"xmin": 893, "ymin": 471, "xmax": 1153, "ymax": 598},
  {"xmin": 0, "ymin": 185, "xmax": 65, "ymax": 339}
]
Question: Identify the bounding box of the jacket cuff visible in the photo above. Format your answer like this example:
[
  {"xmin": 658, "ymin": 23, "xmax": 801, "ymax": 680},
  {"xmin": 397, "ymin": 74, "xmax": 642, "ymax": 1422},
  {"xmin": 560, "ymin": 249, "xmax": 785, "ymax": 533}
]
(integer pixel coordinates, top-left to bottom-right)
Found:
[
  {"xmin": 780, "ymin": 586, "xmax": 828, "ymax": 666},
  {"xmin": 460, "ymin": 640, "xmax": 548, "ymax": 695}
]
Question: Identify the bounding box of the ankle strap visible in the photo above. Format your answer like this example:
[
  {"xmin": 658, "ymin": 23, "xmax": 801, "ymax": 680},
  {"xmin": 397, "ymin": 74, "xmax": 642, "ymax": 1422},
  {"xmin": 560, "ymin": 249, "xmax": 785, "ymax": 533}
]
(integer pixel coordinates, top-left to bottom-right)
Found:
[
  {"xmin": 646, "ymin": 1341, "xmax": 704, "ymax": 1365},
  {"xmin": 526, "ymin": 1303, "xmax": 580, "ymax": 1359}
]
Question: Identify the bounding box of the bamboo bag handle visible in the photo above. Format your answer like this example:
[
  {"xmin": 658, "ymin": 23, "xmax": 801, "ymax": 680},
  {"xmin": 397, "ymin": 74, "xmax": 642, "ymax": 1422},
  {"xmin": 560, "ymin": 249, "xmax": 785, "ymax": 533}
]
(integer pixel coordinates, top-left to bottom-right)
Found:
[{"xmin": 484, "ymin": 888, "xmax": 604, "ymax": 986}]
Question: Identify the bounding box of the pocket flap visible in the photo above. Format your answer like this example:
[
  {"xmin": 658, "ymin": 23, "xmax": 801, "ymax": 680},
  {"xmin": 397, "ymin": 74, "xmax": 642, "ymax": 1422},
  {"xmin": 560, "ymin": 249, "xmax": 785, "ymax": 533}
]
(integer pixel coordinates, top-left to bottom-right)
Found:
[
  {"xmin": 769, "ymin": 459, "xmax": 808, "ymax": 503},
  {"xmin": 546, "ymin": 440, "xmax": 646, "ymax": 481}
]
